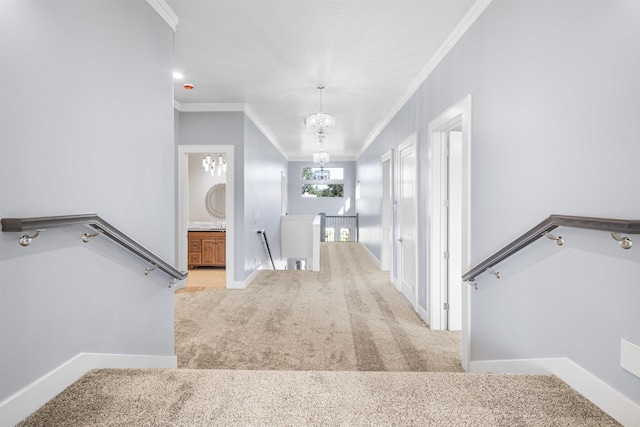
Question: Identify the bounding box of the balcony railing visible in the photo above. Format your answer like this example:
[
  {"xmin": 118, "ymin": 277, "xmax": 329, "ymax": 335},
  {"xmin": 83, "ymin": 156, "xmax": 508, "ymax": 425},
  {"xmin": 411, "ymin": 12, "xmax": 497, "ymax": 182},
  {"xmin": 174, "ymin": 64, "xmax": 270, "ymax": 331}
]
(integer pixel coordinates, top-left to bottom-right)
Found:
[{"xmin": 319, "ymin": 213, "xmax": 359, "ymax": 242}]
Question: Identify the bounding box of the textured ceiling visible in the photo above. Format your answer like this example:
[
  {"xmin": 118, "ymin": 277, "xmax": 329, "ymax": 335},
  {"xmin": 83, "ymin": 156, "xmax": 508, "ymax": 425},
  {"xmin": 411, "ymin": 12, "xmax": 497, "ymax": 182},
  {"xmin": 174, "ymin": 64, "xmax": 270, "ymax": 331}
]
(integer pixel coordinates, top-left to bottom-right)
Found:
[{"xmin": 167, "ymin": 0, "xmax": 477, "ymax": 160}]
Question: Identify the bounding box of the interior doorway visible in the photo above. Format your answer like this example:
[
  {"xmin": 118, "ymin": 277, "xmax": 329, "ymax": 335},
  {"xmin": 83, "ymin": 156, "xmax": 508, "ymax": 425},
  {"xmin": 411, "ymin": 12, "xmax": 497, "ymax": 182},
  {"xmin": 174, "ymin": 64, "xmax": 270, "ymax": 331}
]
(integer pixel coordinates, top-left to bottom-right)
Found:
[
  {"xmin": 380, "ymin": 150, "xmax": 393, "ymax": 276},
  {"xmin": 178, "ymin": 145, "xmax": 235, "ymax": 288},
  {"xmin": 427, "ymin": 95, "xmax": 471, "ymax": 369},
  {"xmin": 397, "ymin": 134, "xmax": 418, "ymax": 308}
]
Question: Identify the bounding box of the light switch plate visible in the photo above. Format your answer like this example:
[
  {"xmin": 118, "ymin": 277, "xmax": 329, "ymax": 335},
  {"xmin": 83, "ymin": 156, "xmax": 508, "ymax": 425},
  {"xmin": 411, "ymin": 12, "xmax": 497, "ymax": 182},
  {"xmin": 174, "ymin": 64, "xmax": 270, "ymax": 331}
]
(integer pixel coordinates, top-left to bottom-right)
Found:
[{"xmin": 621, "ymin": 338, "xmax": 640, "ymax": 378}]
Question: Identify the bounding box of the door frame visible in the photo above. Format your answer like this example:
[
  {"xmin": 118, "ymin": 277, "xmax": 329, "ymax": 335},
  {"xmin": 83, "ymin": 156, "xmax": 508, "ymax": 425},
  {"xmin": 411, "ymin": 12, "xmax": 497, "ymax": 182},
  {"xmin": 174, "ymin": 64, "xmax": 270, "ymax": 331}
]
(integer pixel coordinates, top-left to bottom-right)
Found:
[
  {"xmin": 397, "ymin": 134, "xmax": 418, "ymax": 308},
  {"xmin": 427, "ymin": 95, "xmax": 471, "ymax": 369},
  {"xmin": 178, "ymin": 145, "xmax": 235, "ymax": 288},
  {"xmin": 281, "ymin": 171, "xmax": 287, "ymax": 216},
  {"xmin": 380, "ymin": 149, "xmax": 393, "ymax": 279}
]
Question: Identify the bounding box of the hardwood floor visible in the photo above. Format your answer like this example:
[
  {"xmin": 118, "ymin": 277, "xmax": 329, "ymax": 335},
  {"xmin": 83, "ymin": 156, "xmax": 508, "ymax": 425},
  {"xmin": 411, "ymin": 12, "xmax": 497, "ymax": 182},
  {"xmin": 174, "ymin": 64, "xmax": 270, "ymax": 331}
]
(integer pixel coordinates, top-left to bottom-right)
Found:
[{"xmin": 176, "ymin": 267, "xmax": 226, "ymax": 293}]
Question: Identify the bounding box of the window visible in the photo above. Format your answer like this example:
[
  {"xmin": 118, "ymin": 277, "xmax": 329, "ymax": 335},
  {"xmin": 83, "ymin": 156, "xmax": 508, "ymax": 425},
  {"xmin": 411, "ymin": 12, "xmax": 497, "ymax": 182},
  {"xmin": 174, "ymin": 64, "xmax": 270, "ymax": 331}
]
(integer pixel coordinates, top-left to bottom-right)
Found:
[{"xmin": 301, "ymin": 167, "xmax": 344, "ymax": 198}]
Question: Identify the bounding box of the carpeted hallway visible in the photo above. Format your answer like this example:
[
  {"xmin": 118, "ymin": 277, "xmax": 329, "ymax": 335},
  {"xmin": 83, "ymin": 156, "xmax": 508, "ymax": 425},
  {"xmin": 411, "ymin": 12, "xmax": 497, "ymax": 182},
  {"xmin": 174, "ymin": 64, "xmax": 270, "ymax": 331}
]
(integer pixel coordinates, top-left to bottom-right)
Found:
[
  {"xmin": 175, "ymin": 242, "xmax": 461, "ymax": 372},
  {"xmin": 18, "ymin": 243, "xmax": 620, "ymax": 426}
]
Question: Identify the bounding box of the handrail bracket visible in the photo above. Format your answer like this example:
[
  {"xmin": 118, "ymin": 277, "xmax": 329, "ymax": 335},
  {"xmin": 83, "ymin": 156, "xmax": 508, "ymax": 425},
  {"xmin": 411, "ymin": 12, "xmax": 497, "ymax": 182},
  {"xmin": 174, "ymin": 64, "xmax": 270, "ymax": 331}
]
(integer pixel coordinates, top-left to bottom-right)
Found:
[
  {"xmin": 19, "ymin": 230, "xmax": 43, "ymax": 247},
  {"xmin": 82, "ymin": 229, "xmax": 102, "ymax": 243},
  {"xmin": 543, "ymin": 231, "xmax": 564, "ymax": 246},
  {"xmin": 611, "ymin": 232, "xmax": 633, "ymax": 250}
]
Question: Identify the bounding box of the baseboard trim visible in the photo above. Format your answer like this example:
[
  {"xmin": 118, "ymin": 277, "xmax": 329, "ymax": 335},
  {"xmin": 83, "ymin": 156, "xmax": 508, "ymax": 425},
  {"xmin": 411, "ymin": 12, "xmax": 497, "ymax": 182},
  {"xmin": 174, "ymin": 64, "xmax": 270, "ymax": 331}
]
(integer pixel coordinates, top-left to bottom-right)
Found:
[
  {"xmin": 0, "ymin": 352, "xmax": 176, "ymax": 427},
  {"xmin": 228, "ymin": 268, "xmax": 262, "ymax": 289},
  {"xmin": 360, "ymin": 242, "xmax": 382, "ymax": 269},
  {"xmin": 469, "ymin": 357, "xmax": 640, "ymax": 426},
  {"xmin": 416, "ymin": 305, "xmax": 429, "ymax": 325}
]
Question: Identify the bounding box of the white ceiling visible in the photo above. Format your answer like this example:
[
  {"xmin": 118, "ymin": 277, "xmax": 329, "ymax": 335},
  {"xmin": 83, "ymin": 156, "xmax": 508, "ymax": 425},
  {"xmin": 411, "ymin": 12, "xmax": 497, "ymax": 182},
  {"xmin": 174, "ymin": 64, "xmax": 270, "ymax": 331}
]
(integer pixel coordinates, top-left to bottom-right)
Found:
[{"xmin": 167, "ymin": 0, "xmax": 478, "ymax": 160}]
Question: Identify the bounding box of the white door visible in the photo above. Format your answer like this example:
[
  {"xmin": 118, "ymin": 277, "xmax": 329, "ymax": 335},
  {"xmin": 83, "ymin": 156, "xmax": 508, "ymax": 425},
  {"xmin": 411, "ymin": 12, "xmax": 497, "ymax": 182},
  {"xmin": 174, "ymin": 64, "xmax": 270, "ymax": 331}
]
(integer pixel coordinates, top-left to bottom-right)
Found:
[
  {"xmin": 446, "ymin": 130, "xmax": 463, "ymax": 330},
  {"xmin": 398, "ymin": 137, "xmax": 417, "ymax": 307},
  {"xmin": 380, "ymin": 151, "xmax": 392, "ymax": 272}
]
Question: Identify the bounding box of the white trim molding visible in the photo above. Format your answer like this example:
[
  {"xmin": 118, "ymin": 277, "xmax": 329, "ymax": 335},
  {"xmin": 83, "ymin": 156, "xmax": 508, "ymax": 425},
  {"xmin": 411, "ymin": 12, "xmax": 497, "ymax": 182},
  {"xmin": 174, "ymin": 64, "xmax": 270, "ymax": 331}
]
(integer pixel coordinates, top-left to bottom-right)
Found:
[
  {"xmin": 469, "ymin": 357, "xmax": 640, "ymax": 427},
  {"xmin": 228, "ymin": 267, "xmax": 262, "ymax": 290},
  {"xmin": 361, "ymin": 241, "xmax": 382, "ymax": 269},
  {"xmin": 243, "ymin": 105, "xmax": 289, "ymax": 161},
  {"xmin": 0, "ymin": 353, "xmax": 176, "ymax": 427},
  {"xmin": 174, "ymin": 102, "xmax": 246, "ymax": 112},
  {"xmin": 177, "ymin": 145, "xmax": 235, "ymax": 288},
  {"xmin": 145, "ymin": 0, "xmax": 178, "ymax": 31},
  {"xmin": 357, "ymin": 0, "xmax": 493, "ymax": 159},
  {"xmin": 427, "ymin": 95, "xmax": 472, "ymax": 372},
  {"xmin": 174, "ymin": 102, "xmax": 289, "ymax": 161}
]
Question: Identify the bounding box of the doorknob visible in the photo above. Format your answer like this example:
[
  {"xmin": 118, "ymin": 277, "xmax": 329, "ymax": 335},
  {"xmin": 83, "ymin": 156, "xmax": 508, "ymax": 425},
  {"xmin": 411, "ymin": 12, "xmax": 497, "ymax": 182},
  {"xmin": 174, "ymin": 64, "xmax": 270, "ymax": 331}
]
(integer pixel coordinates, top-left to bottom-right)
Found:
[{"xmin": 398, "ymin": 238, "xmax": 403, "ymax": 242}]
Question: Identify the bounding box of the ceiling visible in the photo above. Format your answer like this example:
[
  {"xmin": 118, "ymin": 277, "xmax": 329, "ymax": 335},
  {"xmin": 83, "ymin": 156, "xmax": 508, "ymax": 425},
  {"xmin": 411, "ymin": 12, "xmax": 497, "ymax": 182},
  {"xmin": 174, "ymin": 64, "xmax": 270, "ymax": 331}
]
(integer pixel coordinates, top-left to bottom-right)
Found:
[{"xmin": 167, "ymin": 0, "xmax": 477, "ymax": 161}]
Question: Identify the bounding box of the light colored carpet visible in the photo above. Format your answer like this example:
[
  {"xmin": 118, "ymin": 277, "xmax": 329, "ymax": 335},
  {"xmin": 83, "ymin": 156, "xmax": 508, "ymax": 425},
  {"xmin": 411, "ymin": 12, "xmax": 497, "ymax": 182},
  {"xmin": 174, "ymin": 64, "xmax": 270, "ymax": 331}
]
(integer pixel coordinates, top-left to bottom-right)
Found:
[
  {"xmin": 175, "ymin": 242, "xmax": 462, "ymax": 372},
  {"xmin": 19, "ymin": 369, "xmax": 619, "ymax": 426},
  {"xmin": 17, "ymin": 243, "xmax": 621, "ymax": 426}
]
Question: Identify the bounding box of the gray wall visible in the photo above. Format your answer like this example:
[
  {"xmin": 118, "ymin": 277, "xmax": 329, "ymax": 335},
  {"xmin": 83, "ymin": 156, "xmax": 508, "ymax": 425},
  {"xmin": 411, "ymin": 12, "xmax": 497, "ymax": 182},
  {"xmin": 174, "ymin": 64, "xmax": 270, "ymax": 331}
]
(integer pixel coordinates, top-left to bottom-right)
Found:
[
  {"xmin": 0, "ymin": 0, "xmax": 176, "ymax": 401},
  {"xmin": 243, "ymin": 117, "xmax": 289, "ymax": 271},
  {"xmin": 175, "ymin": 112, "xmax": 287, "ymax": 279},
  {"xmin": 357, "ymin": 0, "xmax": 640, "ymax": 403},
  {"xmin": 175, "ymin": 112, "xmax": 245, "ymax": 281},
  {"xmin": 287, "ymin": 161, "xmax": 357, "ymax": 216}
]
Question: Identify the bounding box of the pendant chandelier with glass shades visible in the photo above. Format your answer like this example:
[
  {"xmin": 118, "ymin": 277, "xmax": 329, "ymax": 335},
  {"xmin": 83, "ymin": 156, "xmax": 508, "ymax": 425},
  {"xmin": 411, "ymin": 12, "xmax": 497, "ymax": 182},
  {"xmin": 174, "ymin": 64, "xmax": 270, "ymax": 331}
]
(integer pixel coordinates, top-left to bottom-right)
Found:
[
  {"xmin": 202, "ymin": 154, "xmax": 227, "ymax": 176},
  {"xmin": 304, "ymin": 86, "xmax": 335, "ymax": 137},
  {"xmin": 305, "ymin": 86, "xmax": 334, "ymax": 168}
]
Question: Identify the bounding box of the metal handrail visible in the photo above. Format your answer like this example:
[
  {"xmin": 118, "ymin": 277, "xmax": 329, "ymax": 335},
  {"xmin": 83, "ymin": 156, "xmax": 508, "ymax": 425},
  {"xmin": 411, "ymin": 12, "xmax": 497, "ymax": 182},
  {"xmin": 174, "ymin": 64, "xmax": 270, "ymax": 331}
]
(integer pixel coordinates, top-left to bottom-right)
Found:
[
  {"xmin": 1, "ymin": 214, "xmax": 187, "ymax": 283},
  {"xmin": 462, "ymin": 214, "xmax": 640, "ymax": 283}
]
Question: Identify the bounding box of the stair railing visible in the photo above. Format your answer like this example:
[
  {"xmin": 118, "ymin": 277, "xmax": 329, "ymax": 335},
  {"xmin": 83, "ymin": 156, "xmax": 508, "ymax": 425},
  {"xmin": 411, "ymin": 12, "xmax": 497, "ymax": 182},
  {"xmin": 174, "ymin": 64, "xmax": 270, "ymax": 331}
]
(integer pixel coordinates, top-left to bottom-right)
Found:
[
  {"xmin": 319, "ymin": 212, "xmax": 359, "ymax": 242},
  {"xmin": 2, "ymin": 213, "xmax": 187, "ymax": 285},
  {"xmin": 462, "ymin": 214, "xmax": 640, "ymax": 288}
]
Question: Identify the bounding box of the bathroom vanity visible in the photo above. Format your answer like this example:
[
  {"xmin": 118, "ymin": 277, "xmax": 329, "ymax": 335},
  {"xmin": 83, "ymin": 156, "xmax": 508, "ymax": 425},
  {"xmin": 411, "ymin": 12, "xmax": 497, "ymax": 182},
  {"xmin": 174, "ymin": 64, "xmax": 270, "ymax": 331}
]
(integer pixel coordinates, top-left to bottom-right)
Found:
[{"xmin": 188, "ymin": 230, "xmax": 226, "ymax": 268}]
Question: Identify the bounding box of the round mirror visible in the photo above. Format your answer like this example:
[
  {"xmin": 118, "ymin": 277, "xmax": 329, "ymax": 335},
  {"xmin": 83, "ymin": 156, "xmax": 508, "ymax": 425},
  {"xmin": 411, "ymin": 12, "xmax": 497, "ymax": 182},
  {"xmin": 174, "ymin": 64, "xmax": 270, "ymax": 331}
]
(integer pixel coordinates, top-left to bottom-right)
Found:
[{"xmin": 205, "ymin": 183, "xmax": 226, "ymax": 219}]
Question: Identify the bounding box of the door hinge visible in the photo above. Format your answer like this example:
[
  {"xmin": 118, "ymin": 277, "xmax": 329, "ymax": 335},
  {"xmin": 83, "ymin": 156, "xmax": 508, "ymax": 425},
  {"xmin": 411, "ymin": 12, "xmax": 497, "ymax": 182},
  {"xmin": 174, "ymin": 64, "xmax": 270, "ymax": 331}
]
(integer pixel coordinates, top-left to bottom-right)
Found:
[
  {"xmin": 444, "ymin": 199, "xmax": 450, "ymax": 208},
  {"xmin": 443, "ymin": 302, "xmax": 449, "ymax": 310},
  {"xmin": 443, "ymin": 251, "xmax": 449, "ymax": 259}
]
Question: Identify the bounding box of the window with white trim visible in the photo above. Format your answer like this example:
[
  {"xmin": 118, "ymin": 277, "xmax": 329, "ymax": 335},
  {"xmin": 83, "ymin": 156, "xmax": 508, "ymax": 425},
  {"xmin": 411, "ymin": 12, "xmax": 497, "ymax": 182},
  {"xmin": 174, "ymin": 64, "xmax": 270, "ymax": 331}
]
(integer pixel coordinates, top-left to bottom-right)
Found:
[{"xmin": 301, "ymin": 167, "xmax": 344, "ymax": 198}]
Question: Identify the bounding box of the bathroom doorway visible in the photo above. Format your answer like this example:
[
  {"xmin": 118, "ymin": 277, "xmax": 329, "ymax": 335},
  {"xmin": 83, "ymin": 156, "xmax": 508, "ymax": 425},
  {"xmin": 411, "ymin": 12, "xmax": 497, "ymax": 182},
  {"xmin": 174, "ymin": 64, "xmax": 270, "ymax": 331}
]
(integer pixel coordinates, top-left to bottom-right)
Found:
[{"xmin": 178, "ymin": 145, "xmax": 235, "ymax": 289}]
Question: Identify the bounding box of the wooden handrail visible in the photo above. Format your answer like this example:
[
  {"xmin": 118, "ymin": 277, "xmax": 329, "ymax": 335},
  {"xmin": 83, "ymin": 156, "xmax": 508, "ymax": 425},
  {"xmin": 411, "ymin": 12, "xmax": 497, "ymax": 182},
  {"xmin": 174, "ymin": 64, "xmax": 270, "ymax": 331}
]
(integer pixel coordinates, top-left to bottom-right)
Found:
[
  {"xmin": 2, "ymin": 214, "xmax": 187, "ymax": 283},
  {"xmin": 462, "ymin": 214, "xmax": 640, "ymax": 283}
]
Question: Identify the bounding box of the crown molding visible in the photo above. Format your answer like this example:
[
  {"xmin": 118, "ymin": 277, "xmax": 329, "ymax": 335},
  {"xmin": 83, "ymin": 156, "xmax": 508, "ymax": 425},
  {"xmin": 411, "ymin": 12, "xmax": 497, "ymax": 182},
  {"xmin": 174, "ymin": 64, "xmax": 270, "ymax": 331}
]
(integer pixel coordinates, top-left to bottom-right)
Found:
[
  {"xmin": 174, "ymin": 102, "xmax": 246, "ymax": 112},
  {"xmin": 243, "ymin": 105, "xmax": 289, "ymax": 161},
  {"xmin": 357, "ymin": 0, "xmax": 494, "ymax": 159},
  {"xmin": 145, "ymin": 0, "xmax": 178, "ymax": 31},
  {"xmin": 174, "ymin": 102, "xmax": 289, "ymax": 161}
]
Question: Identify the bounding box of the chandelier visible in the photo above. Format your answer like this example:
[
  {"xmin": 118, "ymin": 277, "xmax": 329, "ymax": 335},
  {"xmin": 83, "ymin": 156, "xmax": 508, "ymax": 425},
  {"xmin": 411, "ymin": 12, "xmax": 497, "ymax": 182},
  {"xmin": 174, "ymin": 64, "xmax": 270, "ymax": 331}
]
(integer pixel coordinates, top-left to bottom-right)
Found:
[
  {"xmin": 313, "ymin": 132, "xmax": 330, "ymax": 180},
  {"xmin": 313, "ymin": 133, "xmax": 330, "ymax": 166},
  {"xmin": 304, "ymin": 86, "xmax": 335, "ymax": 136},
  {"xmin": 202, "ymin": 154, "xmax": 227, "ymax": 176}
]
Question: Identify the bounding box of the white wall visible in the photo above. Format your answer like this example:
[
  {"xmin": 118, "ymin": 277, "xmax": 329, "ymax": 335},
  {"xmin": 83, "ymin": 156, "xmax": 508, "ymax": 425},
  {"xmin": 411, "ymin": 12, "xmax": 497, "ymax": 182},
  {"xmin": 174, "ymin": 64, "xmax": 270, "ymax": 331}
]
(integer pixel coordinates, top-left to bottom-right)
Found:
[
  {"xmin": 0, "ymin": 0, "xmax": 176, "ymax": 402},
  {"xmin": 357, "ymin": 0, "xmax": 640, "ymax": 404},
  {"xmin": 188, "ymin": 154, "xmax": 226, "ymax": 223}
]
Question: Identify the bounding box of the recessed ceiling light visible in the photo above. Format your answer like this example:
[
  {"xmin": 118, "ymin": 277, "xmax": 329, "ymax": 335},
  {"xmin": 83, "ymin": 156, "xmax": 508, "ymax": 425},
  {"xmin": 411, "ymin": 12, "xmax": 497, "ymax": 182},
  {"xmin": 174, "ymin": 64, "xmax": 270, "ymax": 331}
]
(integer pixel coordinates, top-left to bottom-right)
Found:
[{"xmin": 173, "ymin": 72, "xmax": 184, "ymax": 79}]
